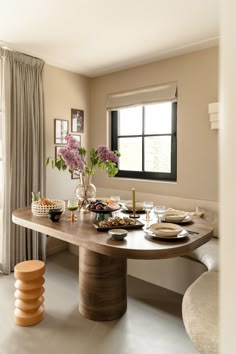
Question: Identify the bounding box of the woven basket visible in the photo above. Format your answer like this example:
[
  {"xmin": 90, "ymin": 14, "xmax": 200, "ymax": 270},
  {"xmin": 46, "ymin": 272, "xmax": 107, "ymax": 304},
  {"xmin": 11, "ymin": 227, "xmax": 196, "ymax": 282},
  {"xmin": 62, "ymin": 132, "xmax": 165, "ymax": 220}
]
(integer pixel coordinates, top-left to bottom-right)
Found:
[{"xmin": 31, "ymin": 200, "xmax": 65, "ymax": 217}]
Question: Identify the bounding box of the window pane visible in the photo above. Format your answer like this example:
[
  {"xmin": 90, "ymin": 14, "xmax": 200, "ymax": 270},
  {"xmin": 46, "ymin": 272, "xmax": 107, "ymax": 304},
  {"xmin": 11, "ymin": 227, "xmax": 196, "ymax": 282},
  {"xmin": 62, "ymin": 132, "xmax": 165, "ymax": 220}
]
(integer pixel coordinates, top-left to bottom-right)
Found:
[
  {"xmin": 118, "ymin": 137, "xmax": 142, "ymax": 171},
  {"xmin": 144, "ymin": 102, "xmax": 172, "ymax": 134},
  {"xmin": 119, "ymin": 106, "xmax": 142, "ymax": 135},
  {"xmin": 144, "ymin": 136, "xmax": 171, "ymax": 172}
]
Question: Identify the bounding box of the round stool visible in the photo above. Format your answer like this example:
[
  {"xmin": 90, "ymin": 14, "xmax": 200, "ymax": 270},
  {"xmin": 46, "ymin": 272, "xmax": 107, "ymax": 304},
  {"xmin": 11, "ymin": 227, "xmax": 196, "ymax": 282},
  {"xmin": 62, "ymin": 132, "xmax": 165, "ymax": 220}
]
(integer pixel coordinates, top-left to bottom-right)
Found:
[{"xmin": 14, "ymin": 260, "xmax": 45, "ymax": 326}]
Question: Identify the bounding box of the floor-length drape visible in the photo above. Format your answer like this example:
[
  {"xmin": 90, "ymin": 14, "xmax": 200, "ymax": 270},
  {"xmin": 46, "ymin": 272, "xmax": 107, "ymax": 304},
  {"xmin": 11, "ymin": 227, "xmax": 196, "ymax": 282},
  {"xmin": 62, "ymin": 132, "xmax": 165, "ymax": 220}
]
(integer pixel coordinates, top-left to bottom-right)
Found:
[{"xmin": 0, "ymin": 49, "xmax": 46, "ymax": 274}]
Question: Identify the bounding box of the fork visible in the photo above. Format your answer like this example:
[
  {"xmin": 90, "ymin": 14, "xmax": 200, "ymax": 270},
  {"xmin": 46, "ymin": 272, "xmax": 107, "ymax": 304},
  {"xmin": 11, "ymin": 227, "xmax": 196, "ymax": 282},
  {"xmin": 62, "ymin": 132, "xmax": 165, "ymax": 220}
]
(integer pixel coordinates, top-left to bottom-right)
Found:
[{"xmin": 186, "ymin": 229, "xmax": 199, "ymax": 235}]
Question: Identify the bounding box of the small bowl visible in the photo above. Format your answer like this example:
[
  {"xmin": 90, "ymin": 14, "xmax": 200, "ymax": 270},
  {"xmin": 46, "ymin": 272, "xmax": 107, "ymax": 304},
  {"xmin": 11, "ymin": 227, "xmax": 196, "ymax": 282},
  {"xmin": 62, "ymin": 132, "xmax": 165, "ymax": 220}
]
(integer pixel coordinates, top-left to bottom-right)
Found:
[
  {"xmin": 48, "ymin": 209, "xmax": 63, "ymax": 222},
  {"xmin": 108, "ymin": 229, "xmax": 128, "ymax": 241}
]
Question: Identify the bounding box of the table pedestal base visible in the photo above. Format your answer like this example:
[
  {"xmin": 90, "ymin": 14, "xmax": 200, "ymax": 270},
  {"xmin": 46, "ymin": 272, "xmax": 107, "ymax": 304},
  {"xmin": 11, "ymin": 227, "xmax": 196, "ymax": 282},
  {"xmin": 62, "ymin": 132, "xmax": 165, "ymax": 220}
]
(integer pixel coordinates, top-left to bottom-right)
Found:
[{"xmin": 79, "ymin": 247, "xmax": 127, "ymax": 321}]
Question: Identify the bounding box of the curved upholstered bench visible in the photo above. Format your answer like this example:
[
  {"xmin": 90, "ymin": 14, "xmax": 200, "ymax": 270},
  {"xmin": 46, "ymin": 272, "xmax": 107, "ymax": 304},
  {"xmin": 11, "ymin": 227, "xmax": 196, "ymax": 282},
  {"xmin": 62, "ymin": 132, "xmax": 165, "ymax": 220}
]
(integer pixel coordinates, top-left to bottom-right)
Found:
[
  {"xmin": 185, "ymin": 237, "xmax": 219, "ymax": 272},
  {"xmin": 182, "ymin": 236, "xmax": 219, "ymax": 354}
]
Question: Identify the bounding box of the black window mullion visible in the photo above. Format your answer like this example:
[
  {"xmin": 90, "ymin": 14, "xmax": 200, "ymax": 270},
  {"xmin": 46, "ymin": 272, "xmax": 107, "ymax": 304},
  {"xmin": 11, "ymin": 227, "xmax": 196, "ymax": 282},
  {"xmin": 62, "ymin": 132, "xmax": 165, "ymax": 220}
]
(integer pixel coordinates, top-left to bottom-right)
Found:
[
  {"xmin": 111, "ymin": 110, "xmax": 118, "ymax": 151},
  {"xmin": 116, "ymin": 134, "xmax": 143, "ymax": 139},
  {"xmin": 142, "ymin": 106, "xmax": 145, "ymax": 172}
]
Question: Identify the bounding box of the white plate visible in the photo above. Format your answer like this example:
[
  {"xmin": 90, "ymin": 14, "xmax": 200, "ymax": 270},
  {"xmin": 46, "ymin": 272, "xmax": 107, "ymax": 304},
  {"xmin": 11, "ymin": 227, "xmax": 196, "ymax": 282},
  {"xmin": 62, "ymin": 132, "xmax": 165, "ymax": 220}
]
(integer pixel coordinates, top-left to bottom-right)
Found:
[
  {"xmin": 124, "ymin": 201, "xmax": 144, "ymax": 211},
  {"xmin": 164, "ymin": 214, "xmax": 187, "ymax": 222},
  {"xmin": 149, "ymin": 223, "xmax": 183, "ymax": 237},
  {"xmin": 144, "ymin": 227, "xmax": 189, "ymax": 240},
  {"xmin": 163, "ymin": 215, "xmax": 193, "ymax": 224}
]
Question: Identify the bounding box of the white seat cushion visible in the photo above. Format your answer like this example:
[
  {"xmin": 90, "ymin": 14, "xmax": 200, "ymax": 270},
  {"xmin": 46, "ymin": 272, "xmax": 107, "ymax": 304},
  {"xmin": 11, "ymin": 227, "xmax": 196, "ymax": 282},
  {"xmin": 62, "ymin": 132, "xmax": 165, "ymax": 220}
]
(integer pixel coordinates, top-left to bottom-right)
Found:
[{"xmin": 182, "ymin": 271, "xmax": 219, "ymax": 354}]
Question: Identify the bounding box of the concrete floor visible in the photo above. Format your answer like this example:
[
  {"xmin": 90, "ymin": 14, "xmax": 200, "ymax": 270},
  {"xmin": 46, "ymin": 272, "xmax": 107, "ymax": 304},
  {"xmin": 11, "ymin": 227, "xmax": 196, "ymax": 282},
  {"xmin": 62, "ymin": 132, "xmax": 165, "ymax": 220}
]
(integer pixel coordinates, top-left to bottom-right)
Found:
[{"xmin": 0, "ymin": 251, "xmax": 197, "ymax": 354}]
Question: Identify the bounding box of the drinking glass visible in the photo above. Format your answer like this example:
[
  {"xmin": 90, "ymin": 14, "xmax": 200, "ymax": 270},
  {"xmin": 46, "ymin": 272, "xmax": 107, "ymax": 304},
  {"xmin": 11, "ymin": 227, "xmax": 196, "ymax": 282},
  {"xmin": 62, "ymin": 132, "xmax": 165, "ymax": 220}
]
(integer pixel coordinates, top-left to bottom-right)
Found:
[
  {"xmin": 67, "ymin": 199, "xmax": 79, "ymax": 222},
  {"xmin": 154, "ymin": 206, "xmax": 166, "ymax": 223},
  {"xmin": 143, "ymin": 201, "xmax": 154, "ymax": 221},
  {"xmin": 110, "ymin": 196, "xmax": 121, "ymax": 216}
]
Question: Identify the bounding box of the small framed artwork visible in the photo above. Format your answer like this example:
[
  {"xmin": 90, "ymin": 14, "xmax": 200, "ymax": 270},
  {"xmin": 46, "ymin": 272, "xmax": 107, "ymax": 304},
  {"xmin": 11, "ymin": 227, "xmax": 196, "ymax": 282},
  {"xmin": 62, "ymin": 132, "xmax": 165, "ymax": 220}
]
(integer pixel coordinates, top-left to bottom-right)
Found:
[
  {"xmin": 54, "ymin": 119, "xmax": 69, "ymax": 144},
  {"xmin": 55, "ymin": 146, "xmax": 64, "ymax": 160},
  {"xmin": 70, "ymin": 134, "xmax": 81, "ymax": 145},
  {"xmin": 71, "ymin": 109, "xmax": 84, "ymax": 133},
  {"xmin": 71, "ymin": 170, "xmax": 80, "ymax": 180}
]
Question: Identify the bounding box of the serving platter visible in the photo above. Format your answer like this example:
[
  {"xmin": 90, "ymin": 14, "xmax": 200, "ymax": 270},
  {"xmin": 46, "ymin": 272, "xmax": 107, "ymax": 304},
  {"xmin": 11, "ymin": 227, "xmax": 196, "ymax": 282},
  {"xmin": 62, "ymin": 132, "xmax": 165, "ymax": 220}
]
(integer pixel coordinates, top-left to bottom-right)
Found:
[
  {"xmin": 121, "ymin": 208, "xmax": 146, "ymax": 214},
  {"xmin": 93, "ymin": 219, "xmax": 144, "ymax": 232},
  {"xmin": 88, "ymin": 205, "xmax": 121, "ymax": 221},
  {"xmin": 88, "ymin": 206, "xmax": 121, "ymax": 213}
]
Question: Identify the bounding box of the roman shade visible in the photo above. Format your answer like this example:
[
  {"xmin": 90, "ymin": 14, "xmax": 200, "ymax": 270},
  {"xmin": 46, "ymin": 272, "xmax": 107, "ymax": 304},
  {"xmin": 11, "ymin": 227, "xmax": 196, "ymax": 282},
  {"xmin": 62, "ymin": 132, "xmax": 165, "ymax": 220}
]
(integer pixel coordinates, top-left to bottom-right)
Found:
[{"xmin": 106, "ymin": 81, "xmax": 177, "ymax": 110}]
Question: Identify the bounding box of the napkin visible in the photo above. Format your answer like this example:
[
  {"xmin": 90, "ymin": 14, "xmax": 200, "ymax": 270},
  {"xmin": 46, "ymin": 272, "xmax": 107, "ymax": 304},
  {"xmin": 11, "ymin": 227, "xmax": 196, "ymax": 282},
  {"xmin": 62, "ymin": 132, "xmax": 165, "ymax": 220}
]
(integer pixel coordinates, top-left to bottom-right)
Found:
[{"xmin": 166, "ymin": 208, "xmax": 204, "ymax": 218}]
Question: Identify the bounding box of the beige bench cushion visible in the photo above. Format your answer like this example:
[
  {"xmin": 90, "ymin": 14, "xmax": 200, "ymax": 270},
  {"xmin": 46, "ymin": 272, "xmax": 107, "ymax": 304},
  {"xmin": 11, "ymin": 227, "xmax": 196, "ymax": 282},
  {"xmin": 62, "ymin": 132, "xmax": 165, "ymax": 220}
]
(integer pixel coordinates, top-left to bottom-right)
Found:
[
  {"xmin": 186, "ymin": 238, "xmax": 219, "ymax": 271},
  {"xmin": 182, "ymin": 271, "xmax": 219, "ymax": 354}
]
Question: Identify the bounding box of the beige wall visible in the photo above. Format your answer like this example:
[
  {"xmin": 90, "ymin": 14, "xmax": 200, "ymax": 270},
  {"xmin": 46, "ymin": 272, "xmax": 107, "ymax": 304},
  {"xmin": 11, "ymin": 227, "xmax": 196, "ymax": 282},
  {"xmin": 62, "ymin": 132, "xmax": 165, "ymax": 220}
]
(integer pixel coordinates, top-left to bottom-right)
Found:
[
  {"xmin": 44, "ymin": 64, "xmax": 90, "ymax": 200},
  {"xmin": 43, "ymin": 64, "xmax": 90, "ymax": 254},
  {"xmin": 90, "ymin": 47, "xmax": 219, "ymax": 202}
]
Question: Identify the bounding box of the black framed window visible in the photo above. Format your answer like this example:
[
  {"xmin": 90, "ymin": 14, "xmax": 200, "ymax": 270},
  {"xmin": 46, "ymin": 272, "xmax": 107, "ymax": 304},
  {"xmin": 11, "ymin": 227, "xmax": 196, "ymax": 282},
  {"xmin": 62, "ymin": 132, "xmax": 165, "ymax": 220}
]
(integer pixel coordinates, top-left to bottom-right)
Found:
[{"xmin": 111, "ymin": 101, "xmax": 177, "ymax": 181}]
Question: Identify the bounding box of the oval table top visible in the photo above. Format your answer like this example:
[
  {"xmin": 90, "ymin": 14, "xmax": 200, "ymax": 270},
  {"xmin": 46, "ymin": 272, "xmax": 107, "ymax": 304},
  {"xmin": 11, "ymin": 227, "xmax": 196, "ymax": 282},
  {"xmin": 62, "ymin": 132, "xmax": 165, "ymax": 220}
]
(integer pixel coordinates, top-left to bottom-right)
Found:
[{"xmin": 12, "ymin": 207, "xmax": 213, "ymax": 260}]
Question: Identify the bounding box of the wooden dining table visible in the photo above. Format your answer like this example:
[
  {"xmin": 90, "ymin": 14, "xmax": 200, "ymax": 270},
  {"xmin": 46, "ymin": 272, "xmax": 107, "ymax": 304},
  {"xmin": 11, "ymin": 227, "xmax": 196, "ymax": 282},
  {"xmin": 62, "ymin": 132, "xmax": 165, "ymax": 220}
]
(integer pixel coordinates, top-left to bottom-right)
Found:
[{"xmin": 12, "ymin": 207, "xmax": 213, "ymax": 322}]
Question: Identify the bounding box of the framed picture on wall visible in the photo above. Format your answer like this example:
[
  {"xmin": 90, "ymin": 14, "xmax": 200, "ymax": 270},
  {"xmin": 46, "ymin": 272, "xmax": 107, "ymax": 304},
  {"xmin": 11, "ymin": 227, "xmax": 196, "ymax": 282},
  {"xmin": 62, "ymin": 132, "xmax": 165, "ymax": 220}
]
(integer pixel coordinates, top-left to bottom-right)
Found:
[
  {"xmin": 71, "ymin": 109, "xmax": 84, "ymax": 133},
  {"xmin": 71, "ymin": 170, "xmax": 80, "ymax": 180},
  {"xmin": 54, "ymin": 119, "xmax": 69, "ymax": 144},
  {"xmin": 69, "ymin": 134, "xmax": 81, "ymax": 145},
  {"xmin": 55, "ymin": 146, "xmax": 64, "ymax": 160}
]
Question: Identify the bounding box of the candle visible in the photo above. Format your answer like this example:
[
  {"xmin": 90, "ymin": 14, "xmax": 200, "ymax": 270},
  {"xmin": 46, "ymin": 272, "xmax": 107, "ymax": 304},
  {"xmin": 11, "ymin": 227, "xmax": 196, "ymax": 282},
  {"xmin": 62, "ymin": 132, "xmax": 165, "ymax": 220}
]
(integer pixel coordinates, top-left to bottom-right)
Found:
[{"xmin": 132, "ymin": 188, "xmax": 136, "ymax": 214}]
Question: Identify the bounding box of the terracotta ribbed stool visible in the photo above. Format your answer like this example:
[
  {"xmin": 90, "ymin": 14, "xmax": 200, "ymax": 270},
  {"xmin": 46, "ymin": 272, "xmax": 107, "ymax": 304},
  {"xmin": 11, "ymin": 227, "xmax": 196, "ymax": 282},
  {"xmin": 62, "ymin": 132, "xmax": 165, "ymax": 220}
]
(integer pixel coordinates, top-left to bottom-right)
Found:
[{"xmin": 14, "ymin": 260, "xmax": 45, "ymax": 326}]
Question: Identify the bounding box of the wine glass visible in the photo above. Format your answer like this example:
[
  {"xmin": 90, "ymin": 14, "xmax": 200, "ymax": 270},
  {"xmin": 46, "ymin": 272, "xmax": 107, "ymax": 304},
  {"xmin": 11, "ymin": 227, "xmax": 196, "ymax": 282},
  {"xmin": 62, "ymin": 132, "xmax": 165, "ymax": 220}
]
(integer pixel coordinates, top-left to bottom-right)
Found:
[
  {"xmin": 67, "ymin": 199, "xmax": 79, "ymax": 222},
  {"xmin": 154, "ymin": 206, "xmax": 166, "ymax": 223},
  {"xmin": 143, "ymin": 201, "xmax": 154, "ymax": 221}
]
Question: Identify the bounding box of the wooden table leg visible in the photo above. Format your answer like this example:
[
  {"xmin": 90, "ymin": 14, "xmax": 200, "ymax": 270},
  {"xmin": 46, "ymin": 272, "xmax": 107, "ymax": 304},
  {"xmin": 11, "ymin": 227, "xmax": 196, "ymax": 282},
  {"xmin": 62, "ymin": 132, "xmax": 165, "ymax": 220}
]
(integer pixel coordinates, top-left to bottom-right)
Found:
[{"xmin": 79, "ymin": 247, "xmax": 127, "ymax": 321}]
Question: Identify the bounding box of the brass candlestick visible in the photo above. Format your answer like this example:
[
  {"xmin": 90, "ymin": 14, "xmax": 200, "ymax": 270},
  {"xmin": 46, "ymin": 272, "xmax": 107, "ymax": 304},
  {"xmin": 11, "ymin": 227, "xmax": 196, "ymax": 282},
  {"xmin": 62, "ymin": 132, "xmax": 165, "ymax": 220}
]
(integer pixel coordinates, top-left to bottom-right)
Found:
[{"xmin": 130, "ymin": 188, "xmax": 139, "ymax": 218}]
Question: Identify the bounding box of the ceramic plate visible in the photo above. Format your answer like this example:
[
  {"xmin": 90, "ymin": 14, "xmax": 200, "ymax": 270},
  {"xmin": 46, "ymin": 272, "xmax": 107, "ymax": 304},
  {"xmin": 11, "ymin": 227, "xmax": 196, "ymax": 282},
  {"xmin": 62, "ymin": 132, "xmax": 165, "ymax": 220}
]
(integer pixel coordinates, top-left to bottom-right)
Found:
[
  {"xmin": 149, "ymin": 223, "xmax": 183, "ymax": 237},
  {"xmin": 164, "ymin": 214, "xmax": 186, "ymax": 222},
  {"xmin": 123, "ymin": 202, "xmax": 144, "ymax": 211},
  {"xmin": 144, "ymin": 227, "xmax": 189, "ymax": 241},
  {"xmin": 163, "ymin": 215, "xmax": 193, "ymax": 224}
]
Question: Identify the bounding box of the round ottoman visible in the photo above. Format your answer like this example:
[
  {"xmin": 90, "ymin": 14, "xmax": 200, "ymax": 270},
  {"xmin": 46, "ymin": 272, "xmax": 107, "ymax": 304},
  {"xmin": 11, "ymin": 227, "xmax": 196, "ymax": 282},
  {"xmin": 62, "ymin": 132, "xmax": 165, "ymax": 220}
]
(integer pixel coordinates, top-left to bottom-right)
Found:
[{"xmin": 14, "ymin": 260, "xmax": 45, "ymax": 326}]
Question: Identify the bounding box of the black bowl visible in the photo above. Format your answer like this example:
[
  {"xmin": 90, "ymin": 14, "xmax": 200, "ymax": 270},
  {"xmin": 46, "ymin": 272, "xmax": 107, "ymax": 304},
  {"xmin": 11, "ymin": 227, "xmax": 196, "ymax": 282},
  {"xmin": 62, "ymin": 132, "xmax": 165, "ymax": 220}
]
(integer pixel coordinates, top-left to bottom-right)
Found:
[{"xmin": 48, "ymin": 209, "xmax": 63, "ymax": 222}]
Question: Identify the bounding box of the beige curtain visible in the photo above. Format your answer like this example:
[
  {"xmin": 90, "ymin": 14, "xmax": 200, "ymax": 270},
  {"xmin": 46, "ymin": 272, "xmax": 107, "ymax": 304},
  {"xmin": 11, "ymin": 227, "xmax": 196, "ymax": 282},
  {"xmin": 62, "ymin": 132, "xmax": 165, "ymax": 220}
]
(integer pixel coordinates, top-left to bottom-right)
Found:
[{"xmin": 0, "ymin": 49, "xmax": 46, "ymax": 274}]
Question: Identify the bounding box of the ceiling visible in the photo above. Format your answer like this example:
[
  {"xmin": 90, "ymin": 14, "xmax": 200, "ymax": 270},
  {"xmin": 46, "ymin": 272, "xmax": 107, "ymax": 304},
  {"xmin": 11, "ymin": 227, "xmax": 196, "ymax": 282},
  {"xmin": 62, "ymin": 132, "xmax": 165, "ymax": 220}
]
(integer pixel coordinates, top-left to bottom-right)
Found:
[{"xmin": 0, "ymin": 0, "xmax": 219, "ymax": 77}]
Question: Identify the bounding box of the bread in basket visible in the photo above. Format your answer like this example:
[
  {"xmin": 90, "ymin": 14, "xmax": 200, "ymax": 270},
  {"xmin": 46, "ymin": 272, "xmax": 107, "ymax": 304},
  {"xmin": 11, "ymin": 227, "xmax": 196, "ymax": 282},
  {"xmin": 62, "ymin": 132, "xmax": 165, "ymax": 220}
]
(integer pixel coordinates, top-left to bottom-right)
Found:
[{"xmin": 31, "ymin": 198, "xmax": 65, "ymax": 217}]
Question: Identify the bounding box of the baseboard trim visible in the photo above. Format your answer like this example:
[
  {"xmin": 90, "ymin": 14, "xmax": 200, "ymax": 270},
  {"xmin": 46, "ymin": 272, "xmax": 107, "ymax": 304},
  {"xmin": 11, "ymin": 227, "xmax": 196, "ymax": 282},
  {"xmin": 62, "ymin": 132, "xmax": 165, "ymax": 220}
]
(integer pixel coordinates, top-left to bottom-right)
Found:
[{"xmin": 47, "ymin": 244, "xmax": 68, "ymax": 256}]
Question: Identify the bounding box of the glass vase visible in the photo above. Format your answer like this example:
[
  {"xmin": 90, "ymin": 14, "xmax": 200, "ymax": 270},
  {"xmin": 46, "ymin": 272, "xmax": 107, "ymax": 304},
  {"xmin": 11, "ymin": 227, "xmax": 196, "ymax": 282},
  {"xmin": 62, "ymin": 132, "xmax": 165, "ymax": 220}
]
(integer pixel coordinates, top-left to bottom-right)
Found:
[{"xmin": 75, "ymin": 173, "xmax": 96, "ymax": 211}]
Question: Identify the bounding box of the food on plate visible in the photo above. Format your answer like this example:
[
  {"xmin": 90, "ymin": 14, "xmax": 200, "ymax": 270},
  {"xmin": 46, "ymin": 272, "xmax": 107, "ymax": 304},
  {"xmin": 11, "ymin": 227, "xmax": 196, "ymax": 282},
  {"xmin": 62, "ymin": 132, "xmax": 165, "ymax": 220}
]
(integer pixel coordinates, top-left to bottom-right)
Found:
[
  {"xmin": 98, "ymin": 216, "xmax": 136, "ymax": 228},
  {"xmin": 88, "ymin": 199, "xmax": 120, "ymax": 211}
]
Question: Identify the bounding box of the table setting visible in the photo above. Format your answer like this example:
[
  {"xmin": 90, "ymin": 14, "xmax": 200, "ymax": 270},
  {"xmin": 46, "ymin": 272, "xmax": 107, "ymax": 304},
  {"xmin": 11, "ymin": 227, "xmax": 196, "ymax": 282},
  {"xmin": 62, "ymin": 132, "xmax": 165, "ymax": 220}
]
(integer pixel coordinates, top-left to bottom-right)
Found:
[
  {"xmin": 106, "ymin": 188, "xmax": 203, "ymax": 243},
  {"xmin": 30, "ymin": 184, "xmax": 203, "ymax": 246}
]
